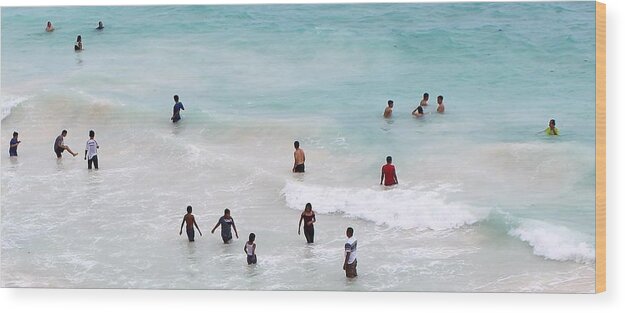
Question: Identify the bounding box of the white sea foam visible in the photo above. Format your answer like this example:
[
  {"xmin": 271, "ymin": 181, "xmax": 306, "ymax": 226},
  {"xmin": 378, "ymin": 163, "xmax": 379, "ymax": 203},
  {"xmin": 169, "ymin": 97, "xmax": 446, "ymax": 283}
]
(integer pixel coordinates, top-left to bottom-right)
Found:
[
  {"xmin": 508, "ymin": 218, "xmax": 595, "ymax": 264},
  {"xmin": 281, "ymin": 181, "xmax": 488, "ymax": 231},
  {"xmin": 1, "ymin": 95, "xmax": 29, "ymax": 120}
]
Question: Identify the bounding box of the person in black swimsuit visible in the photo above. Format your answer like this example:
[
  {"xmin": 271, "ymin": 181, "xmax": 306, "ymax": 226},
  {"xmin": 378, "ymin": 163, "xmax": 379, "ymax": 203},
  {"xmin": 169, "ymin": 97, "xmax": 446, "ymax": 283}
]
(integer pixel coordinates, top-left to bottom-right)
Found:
[{"xmin": 298, "ymin": 203, "xmax": 316, "ymax": 243}]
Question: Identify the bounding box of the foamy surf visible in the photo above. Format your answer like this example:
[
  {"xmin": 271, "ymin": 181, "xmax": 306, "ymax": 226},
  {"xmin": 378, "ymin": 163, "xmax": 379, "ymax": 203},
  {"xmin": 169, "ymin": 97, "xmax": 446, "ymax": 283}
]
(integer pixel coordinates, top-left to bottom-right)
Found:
[
  {"xmin": 281, "ymin": 181, "xmax": 489, "ymax": 231},
  {"xmin": 1, "ymin": 95, "xmax": 29, "ymax": 120},
  {"xmin": 508, "ymin": 218, "xmax": 595, "ymax": 264}
]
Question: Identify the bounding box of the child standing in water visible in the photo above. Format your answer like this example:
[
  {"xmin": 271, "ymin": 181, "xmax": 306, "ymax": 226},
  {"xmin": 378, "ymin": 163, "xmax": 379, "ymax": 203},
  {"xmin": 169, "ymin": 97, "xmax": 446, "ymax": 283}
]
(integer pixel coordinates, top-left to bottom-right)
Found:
[
  {"xmin": 179, "ymin": 205, "xmax": 202, "ymax": 242},
  {"xmin": 244, "ymin": 233, "xmax": 257, "ymax": 265}
]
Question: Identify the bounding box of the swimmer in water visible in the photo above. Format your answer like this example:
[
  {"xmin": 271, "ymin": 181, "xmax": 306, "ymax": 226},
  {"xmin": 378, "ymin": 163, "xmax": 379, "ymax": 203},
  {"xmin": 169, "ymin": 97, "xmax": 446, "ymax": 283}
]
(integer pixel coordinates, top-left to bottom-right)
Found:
[
  {"xmin": 545, "ymin": 119, "xmax": 559, "ymax": 135},
  {"xmin": 74, "ymin": 35, "xmax": 83, "ymax": 51},
  {"xmin": 412, "ymin": 105, "xmax": 424, "ymax": 117},
  {"xmin": 420, "ymin": 93, "xmax": 429, "ymax": 106},
  {"xmin": 45, "ymin": 21, "xmax": 55, "ymax": 32},
  {"xmin": 384, "ymin": 100, "xmax": 394, "ymax": 118},
  {"xmin": 96, "ymin": 21, "xmax": 104, "ymax": 30},
  {"xmin": 436, "ymin": 95, "xmax": 445, "ymax": 113}
]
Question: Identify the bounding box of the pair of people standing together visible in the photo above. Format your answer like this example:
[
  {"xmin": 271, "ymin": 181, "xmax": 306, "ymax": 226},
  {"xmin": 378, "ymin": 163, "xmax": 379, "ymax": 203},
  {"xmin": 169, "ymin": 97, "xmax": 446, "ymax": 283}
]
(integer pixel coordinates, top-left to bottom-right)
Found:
[
  {"xmin": 297, "ymin": 204, "xmax": 357, "ymax": 278},
  {"xmin": 53, "ymin": 129, "xmax": 99, "ymax": 170},
  {"xmin": 180, "ymin": 207, "xmax": 239, "ymax": 243}
]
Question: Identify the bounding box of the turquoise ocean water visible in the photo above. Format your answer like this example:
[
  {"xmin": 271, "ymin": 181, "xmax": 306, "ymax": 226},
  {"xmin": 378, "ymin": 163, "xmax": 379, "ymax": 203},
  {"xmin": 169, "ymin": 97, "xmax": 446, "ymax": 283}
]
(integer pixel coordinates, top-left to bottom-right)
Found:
[{"xmin": 1, "ymin": 2, "xmax": 597, "ymax": 292}]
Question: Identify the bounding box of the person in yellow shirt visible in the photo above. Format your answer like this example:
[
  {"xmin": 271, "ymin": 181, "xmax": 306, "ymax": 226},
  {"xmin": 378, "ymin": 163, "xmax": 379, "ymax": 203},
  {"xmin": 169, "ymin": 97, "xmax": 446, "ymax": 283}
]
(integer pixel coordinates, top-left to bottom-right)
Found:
[{"xmin": 545, "ymin": 119, "xmax": 559, "ymax": 135}]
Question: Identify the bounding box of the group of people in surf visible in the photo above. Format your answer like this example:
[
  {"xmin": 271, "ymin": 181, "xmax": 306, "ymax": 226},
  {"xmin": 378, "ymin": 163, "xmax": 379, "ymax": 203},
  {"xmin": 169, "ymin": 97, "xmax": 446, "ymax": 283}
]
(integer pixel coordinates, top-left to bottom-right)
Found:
[
  {"xmin": 178, "ymin": 202, "xmax": 357, "ymax": 278},
  {"xmin": 383, "ymin": 92, "xmax": 445, "ymax": 118},
  {"xmin": 6, "ymin": 22, "xmax": 560, "ymax": 280},
  {"xmin": 381, "ymin": 92, "xmax": 560, "ymax": 136},
  {"xmin": 44, "ymin": 20, "xmax": 104, "ymax": 51}
]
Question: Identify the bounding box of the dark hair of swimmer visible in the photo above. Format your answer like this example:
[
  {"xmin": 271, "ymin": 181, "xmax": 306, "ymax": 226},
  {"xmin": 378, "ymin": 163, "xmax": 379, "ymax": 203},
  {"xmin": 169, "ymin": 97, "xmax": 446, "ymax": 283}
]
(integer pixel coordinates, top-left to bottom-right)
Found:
[
  {"xmin": 388, "ymin": 100, "xmax": 393, "ymax": 105},
  {"xmin": 305, "ymin": 203, "xmax": 312, "ymax": 211},
  {"xmin": 294, "ymin": 141, "xmax": 300, "ymax": 149},
  {"xmin": 174, "ymin": 95, "xmax": 179, "ymax": 102},
  {"xmin": 346, "ymin": 227, "xmax": 354, "ymax": 236},
  {"xmin": 417, "ymin": 106, "xmax": 424, "ymax": 114},
  {"xmin": 550, "ymin": 119, "xmax": 556, "ymax": 126},
  {"xmin": 386, "ymin": 156, "xmax": 392, "ymax": 163},
  {"xmin": 187, "ymin": 205, "xmax": 192, "ymax": 213},
  {"xmin": 224, "ymin": 208, "xmax": 230, "ymax": 215},
  {"xmin": 249, "ymin": 233, "xmax": 255, "ymax": 241},
  {"xmin": 13, "ymin": 132, "xmax": 18, "ymax": 137},
  {"xmin": 62, "ymin": 130, "xmax": 68, "ymax": 135},
  {"xmin": 76, "ymin": 35, "xmax": 81, "ymax": 42},
  {"xmin": 89, "ymin": 130, "xmax": 95, "ymax": 138},
  {"xmin": 438, "ymin": 95, "xmax": 443, "ymax": 101},
  {"xmin": 423, "ymin": 93, "xmax": 429, "ymax": 98}
]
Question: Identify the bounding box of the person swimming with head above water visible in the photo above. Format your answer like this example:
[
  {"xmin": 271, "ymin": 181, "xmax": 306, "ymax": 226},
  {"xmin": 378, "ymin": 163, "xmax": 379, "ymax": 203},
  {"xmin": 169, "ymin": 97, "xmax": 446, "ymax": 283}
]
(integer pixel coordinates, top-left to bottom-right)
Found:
[
  {"xmin": 384, "ymin": 100, "xmax": 394, "ymax": 118},
  {"xmin": 412, "ymin": 104, "xmax": 424, "ymax": 117},
  {"xmin": 436, "ymin": 95, "xmax": 445, "ymax": 113},
  {"xmin": 545, "ymin": 119, "xmax": 559, "ymax": 136},
  {"xmin": 45, "ymin": 21, "xmax": 55, "ymax": 32},
  {"xmin": 420, "ymin": 93, "xmax": 429, "ymax": 106},
  {"xmin": 74, "ymin": 35, "xmax": 83, "ymax": 51}
]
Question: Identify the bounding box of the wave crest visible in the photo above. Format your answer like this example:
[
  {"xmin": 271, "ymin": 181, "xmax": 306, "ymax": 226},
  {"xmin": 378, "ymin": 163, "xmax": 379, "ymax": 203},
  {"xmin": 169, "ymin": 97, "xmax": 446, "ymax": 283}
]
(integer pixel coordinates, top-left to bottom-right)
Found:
[
  {"xmin": 508, "ymin": 218, "xmax": 595, "ymax": 264},
  {"xmin": 281, "ymin": 181, "xmax": 488, "ymax": 231}
]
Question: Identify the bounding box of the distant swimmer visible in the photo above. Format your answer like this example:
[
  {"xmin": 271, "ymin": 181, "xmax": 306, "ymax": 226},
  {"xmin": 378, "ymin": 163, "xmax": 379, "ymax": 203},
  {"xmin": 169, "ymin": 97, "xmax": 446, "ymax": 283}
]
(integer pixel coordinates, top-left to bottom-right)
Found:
[
  {"xmin": 54, "ymin": 130, "xmax": 78, "ymax": 158},
  {"xmin": 544, "ymin": 119, "xmax": 559, "ymax": 136},
  {"xmin": 412, "ymin": 105, "xmax": 424, "ymax": 117},
  {"xmin": 211, "ymin": 208, "xmax": 239, "ymax": 244},
  {"xmin": 298, "ymin": 203, "xmax": 316, "ymax": 243},
  {"xmin": 96, "ymin": 21, "xmax": 104, "ymax": 30},
  {"xmin": 383, "ymin": 100, "xmax": 394, "ymax": 118},
  {"xmin": 436, "ymin": 95, "xmax": 445, "ymax": 113},
  {"xmin": 84, "ymin": 130, "xmax": 99, "ymax": 170},
  {"xmin": 171, "ymin": 95, "xmax": 185, "ymax": 123},
  {"xmin": 293, "ymin": 140, "xmax": 305, "ymax": 173},
  {"xmin": 74, "ymin": 35, "xmax": 83, "ymax": 51},
  {"xmin": 343, "ymin": 227, "xmax": 358, "ymax": 278},
  {"xmin": 380, "ymin": 156, "xmax": 398, "ymax": 186},
  {"xmin": 45, "ymin": 21, "xmax": 55, "ymax": 32},
  {"xmin": 244, "ymin": 233, "xmax": 257, "ymax": 265},
  {"xmin": 179, "ymin": 205, "xmax": 202, "ymax": 242},
  {"xmin": 9, "ymin": 132, "xmax": 21, "ymax": 157},
  {"xmin": 420, "ymin": 93, "xmax": 429, "ymax": 106}
]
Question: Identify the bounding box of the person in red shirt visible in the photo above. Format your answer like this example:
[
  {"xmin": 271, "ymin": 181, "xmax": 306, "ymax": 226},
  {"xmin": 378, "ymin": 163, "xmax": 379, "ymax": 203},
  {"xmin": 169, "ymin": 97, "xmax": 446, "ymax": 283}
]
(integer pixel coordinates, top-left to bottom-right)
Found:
[{"xmin": 380, "ymin": 156, "xmax": 398, "ymax": 186}]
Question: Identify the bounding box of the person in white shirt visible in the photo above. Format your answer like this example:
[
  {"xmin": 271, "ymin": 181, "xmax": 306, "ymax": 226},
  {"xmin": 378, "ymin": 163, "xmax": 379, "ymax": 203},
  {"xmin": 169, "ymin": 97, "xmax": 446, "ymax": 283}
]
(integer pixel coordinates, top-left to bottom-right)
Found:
[
  {"xmin": 84, "ymin": 130, "xmax": 99, "ymax": 170},
  {"xmin": 343, "ymin": 227, "xmax": 357, "ymax": 278}
]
